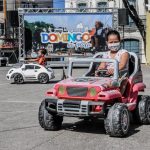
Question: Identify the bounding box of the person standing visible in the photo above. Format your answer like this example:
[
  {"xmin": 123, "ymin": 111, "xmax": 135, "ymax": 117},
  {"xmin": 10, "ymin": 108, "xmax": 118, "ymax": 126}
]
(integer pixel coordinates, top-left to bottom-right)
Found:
[{"xmin": 91, "ymin": 21, "xmax": 106, "ymax": 52}]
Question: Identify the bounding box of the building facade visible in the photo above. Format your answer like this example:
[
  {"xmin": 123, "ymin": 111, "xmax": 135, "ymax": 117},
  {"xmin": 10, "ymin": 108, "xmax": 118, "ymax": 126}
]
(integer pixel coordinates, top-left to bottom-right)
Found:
[
  {"xmin": 7, "ymin": 0, "xmax": 53, "ymax": 10},
  {"xmin": 0, "ymin": 0, "xmax": 53, "ymax": 36},
  {"xmin": 146, "ymin": 0, "xmax": 150, "ymax": 64},
  {"xmin": 65, "ymin": 0, "xmax": 147, "ymax": 63}
]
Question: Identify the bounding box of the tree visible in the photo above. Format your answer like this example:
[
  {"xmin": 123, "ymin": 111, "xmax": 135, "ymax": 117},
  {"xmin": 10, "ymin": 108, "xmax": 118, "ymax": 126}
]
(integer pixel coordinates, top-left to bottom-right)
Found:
[{"xmin": 122, "ymin": 0, "xmax": 146, "ymax": 50}]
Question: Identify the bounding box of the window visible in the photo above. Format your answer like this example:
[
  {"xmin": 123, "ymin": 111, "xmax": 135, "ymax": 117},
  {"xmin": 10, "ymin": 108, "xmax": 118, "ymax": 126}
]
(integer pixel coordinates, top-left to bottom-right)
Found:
[
  {"xmin": 25, "ymin": 65, "xmax": 34, "ymax": 70},
  {"xmin": 128, "ymin": 0, "xmax": 137, "ymax": 26},
  {"xmin": 35, "ymin": 66, "xmax": 41, "ymax": 69},
  {"xmin": 97, "ymin": 1, "xmax": 108, "ymax": 12},
  {"xmin": 21, "ymin": 2, "xmax": 30, "ymax": 8},
  {"xmin": 77, "ymin": 3, "xmax": 87, "ymax": 12},
  {"xmin": 128, "ymin": 0, "xmax": 136, "ymax": 8},
  {"xmin": 21, "ymin": 2, "xmax": 38, "ymax": 8},
  {"xmin": 122, "ymin": 39, "xmax": 139, "ymax": 54},
  {"xmin": 128, "ymin": 17, "xmax": 135, "ymax": 27},
  {"xmin": 32, "ymin": 3, "xmax": 38, "ymax": 8}
]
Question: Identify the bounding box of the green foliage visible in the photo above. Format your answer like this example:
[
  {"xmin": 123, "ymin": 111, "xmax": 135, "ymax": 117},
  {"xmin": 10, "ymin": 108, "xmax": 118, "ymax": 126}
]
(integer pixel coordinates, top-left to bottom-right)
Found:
[
  {"xmin": 24, "ymin": 20, "xmax": 55, "ymax": 47},
  {"xmin": 24, "ymin": 20, "xmax": 55, "ymax": 37}
]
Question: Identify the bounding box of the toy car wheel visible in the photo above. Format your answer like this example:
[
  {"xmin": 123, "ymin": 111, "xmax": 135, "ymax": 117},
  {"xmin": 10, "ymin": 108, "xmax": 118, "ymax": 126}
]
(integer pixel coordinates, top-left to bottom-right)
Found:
[
  {"xmin": 13, "ymin": 73, "xmax": 24, "ymax": 84},
  {"xmin": 104, "ymin": 103, "xmax": 130, "ymax": 137},
  {"xmin": 38, "ymin": 100, "xmax": 63, "ymax": 131},
  {"xmin": 134, "ymin": 95, "xmax": 150, "ymax": 124},
  {"xmin": 38, "ymin": 73, "xmax": 49, "ymax": 84}
]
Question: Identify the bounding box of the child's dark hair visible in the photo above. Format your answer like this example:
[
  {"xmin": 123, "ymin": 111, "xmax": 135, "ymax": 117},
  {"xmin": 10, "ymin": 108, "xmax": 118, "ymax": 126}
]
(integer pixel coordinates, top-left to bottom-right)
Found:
[
  {"xmin": 40, "ymin": 49, "xmax": 47, "ymax": 55},
  {"xmin": 106, "ymin": 30, "xmax": 121, "ymax": 41}
]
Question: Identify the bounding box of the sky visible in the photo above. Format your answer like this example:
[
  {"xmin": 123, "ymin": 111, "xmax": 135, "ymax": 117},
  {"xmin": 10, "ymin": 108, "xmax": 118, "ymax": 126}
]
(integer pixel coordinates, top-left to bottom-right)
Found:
[
  {"xmin": 53, "ymin": 0, "xmax": 65, "ymax": 8},
  {"xmin": 24, "ymin": 13, "xmax": 113, "ymax": 32}
]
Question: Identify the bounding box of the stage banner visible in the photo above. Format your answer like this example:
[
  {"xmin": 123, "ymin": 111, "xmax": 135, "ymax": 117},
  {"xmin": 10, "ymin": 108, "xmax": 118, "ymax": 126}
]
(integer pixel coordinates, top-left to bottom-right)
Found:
[{"xmin": 24, "ymin": 13, "xmax": 113, "ymax": 55}]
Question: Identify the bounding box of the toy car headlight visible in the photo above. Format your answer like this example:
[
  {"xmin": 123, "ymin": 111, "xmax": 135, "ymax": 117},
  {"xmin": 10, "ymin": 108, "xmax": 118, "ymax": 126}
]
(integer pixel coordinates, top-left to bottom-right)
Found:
[
  {"xmin": 58, "ymin": 85, "xmax": 66, "ymax": 95},
  {"xmin": 89, "ymin": 88, "xmax": 97, "ymax": 97},
  {"xmin": 47, "ymin": 68, "xmax": 52, "ymax": 72},
  {"xmin": 9, "ymin": 70, "xmax": 14, "ymax": 74}
]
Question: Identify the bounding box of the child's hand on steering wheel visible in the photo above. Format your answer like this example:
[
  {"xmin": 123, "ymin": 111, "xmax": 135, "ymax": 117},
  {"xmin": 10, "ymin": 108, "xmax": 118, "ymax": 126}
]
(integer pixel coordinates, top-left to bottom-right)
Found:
[
  {"xmin": 106, "ymin": 68, "xmax": 114, "ymax": 75},
  {"xmin": 95, "ymin": 70, "xmax": 99, "ymax": 77}
]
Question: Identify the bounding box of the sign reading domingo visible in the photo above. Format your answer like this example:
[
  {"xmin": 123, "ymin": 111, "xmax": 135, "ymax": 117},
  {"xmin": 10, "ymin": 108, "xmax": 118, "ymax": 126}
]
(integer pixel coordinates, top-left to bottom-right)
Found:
[{"xmin": 24, "ymin": 13, "xmax": 113, "ymax": 54}]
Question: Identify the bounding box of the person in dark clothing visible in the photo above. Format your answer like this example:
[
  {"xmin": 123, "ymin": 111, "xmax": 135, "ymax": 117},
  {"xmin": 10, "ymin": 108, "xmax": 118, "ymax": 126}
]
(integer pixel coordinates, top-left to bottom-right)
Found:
[{"xmin": 91, "ymin": 21, "xmax": 107, "ymax": 52}]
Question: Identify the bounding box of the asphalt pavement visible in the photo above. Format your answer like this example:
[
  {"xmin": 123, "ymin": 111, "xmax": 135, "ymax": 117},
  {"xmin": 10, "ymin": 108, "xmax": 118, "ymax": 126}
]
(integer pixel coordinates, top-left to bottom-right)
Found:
[{"xmin": 0, "ymin": 65, "xmax": 150, "ymax": 150}]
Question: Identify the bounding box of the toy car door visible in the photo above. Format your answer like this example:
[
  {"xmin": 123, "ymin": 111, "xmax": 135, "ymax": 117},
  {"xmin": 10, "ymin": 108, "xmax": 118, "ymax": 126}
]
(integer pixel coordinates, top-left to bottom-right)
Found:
[
  {"xmin": 34, "ymin": 65, "xmax": 42, "ymax": 75},
  {"xmin": 22, "ymin": 65, "xmax": 36, "ymax": 79}
]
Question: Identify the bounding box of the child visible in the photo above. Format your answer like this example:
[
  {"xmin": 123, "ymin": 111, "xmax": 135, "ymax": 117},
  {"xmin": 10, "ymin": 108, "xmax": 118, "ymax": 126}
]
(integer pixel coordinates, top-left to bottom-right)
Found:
[
  {"xmin": 28, "ymin": 49, "xmax": 47, "ymax": 66},
  {"xmin": 96, "ymin": 30, "xmax": 129, "ymax": 75}
]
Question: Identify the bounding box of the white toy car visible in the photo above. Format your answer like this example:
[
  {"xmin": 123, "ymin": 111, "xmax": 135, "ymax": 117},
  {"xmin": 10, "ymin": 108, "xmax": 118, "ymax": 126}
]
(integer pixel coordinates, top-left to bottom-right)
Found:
[{"xmin": 6, "ymin": 63, "xmax": 55, "ymax": 84}]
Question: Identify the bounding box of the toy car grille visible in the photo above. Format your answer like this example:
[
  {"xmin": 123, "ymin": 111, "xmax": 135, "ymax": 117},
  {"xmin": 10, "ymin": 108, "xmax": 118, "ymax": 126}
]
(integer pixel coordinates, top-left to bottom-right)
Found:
[
  {"xmin": 63, "ymin": 100, "xmax": 81, "ymax": 109},
  {"xmin": 66, "ymin": 87, "xmax": 88, "ymax": 97}
]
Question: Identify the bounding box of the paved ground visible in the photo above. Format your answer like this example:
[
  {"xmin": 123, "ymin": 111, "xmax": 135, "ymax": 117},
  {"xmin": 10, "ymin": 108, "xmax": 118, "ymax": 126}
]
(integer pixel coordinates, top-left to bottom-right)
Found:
[{"xmin": 0, "ymin": 65, "xmax": 150, "ymax": 150}]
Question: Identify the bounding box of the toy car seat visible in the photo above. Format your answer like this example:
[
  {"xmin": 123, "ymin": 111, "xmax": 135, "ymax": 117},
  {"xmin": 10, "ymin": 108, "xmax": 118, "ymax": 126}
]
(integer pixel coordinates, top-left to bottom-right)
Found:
[
  {"xmin": 128, "ymin": 54, "xmax": 135, "ymax": 76},
  {"xmin": 119, "ymin": 52, "xmax": 138, "ymax": 96}
]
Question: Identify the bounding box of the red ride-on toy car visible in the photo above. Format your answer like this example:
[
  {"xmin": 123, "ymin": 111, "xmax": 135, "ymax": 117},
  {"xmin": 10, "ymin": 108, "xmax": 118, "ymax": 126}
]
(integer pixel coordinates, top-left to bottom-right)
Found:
[{"xmin": 38, "ymin": 52, "xmax": 149, "ymax": 137}]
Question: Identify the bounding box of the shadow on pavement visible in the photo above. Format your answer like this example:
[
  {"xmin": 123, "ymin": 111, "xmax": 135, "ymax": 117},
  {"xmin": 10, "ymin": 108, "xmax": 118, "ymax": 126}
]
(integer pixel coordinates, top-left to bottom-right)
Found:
[
  {"xmin": 63, "ymin": 119, "xmax": 106, "ymax": 134},
  {"xmin": 10, "ymin": 80, "xmax": 61, "ymax": 85},
  {"xmin": 62, "ymin": 119, "xmax": 141, "ymax": 137}
]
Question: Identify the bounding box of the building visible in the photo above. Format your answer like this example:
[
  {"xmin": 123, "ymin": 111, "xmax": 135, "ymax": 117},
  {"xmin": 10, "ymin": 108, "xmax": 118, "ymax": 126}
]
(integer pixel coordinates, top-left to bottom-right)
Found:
[
  {"xmin": 53, "ymin": 0, "xmax": 65, "ymax": 9},
  {"xmin": 146, "ymin": 0, "xmax": 150, "ymax": 64},
  {"xmin": 146, "ymin": 12, "xmax": 150, "ymax": 64},
  {"xmin": 7, "ymin": 0, "xmax": 53, "ymax": 10},
  {"xmin": 0, "ymin": 0, "xmax": 147, "ymax": 63},
  {"xmin": 0, "ymin": 0, "xmax": 4, "ymax": 35},
  {"xmin": 0, "ymin": 0, "xmax": 53, "ymax": 36},
  {"xmin": 65, "ymin": 0, "xmax": 147, "ymax": 63}
]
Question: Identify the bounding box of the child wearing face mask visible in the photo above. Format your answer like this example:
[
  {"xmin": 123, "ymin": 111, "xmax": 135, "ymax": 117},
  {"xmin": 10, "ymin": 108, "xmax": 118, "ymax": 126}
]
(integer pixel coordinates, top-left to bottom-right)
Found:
[
  {"xmin": 28, "ymin": 49, "xmax": 47, "ymax": 66},
  {"xmin": 97, "ymin": 30, "xmax": 129, "ymax": 75}
]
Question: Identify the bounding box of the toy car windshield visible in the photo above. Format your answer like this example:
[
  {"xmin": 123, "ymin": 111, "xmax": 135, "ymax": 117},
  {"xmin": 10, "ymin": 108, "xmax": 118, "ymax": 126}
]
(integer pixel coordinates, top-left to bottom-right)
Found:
[{"xmin": 68, "ymin": 58, "xmax": 119, "ymax": 80}]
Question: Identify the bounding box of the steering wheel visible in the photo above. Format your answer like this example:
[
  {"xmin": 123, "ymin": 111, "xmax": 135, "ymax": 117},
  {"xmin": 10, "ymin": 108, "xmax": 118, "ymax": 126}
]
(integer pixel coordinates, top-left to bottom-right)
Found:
[{"xmin": 95, "ymin": 69, "xmax": 111, "ymax": 77}]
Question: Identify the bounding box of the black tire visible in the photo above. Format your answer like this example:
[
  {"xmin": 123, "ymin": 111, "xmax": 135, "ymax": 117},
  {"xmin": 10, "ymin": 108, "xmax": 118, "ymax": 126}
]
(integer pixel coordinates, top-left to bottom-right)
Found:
[
  {"xmin": 13, "ymin": 73, "xmax": 24, "ymax": 84},
  {"xmin": 104, "ymin": 103, "xmax": 130, "ymax": 137},
  {"xmin": 134, "ymin": 95, "xmax": 150, "ymax": 124},
  {"xmin": 38, "ymin": 73, "xmax": 49, "ymax": 84},
  {"xmin": 38, "ymin": 100, "xmax": 63, "ymax": 131}
]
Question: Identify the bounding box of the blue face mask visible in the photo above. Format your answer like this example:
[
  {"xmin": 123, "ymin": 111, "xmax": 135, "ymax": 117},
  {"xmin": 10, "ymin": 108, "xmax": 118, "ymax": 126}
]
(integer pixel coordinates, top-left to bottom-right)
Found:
[{"xmin": 107, "ymin": 42, "xmax": 121, "ymax": 52}]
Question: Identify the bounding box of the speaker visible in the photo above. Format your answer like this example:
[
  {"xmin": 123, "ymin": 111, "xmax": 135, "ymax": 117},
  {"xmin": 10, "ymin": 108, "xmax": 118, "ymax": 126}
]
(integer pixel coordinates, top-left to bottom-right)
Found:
[
  {"xmin": 25, "ymin": 28, "xmax": 32, "ymax": 52},
  {"xmin": 0, "ymin": 23, "xmax": 4, "ymax": 29},
  {"xmin": 118, "ymin": 9, "xmax": 129, "ymax": 26},
  {"xmin": 0, "ymin": 1, "xmax": 3, "ymax": 11},
  {"xmin": 7, "ymin": 11, "xmax": 19, "ymax": 27},
  {"xmin": 0, "ymin": 23, "xmax": 4, "ymax": 35}
]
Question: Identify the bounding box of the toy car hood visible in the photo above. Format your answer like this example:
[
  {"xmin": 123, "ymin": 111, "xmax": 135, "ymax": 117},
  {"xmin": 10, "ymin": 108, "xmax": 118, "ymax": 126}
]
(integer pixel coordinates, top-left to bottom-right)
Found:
[{"xmin": 55, "ymin": 77, "xmax": 119, "ymax": 90}]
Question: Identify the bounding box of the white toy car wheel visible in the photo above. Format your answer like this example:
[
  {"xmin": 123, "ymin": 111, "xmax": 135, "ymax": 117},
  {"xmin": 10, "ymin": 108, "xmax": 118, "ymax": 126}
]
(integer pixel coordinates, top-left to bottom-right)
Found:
[
  {"xmin": 38, "ymin": 73, "xmax": 49, "ymax": 84},
  {"xmin": 13, "ymin": 73, "xmax": 24, "ymax": 84}
]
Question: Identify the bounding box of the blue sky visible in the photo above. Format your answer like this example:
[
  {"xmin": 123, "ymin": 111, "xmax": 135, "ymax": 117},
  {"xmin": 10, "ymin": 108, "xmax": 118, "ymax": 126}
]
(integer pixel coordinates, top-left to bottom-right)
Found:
[
  {"xmin": 24, "ymin": 13, "xmax": 113, "ymax": 31},
  {"xmin": 53, "ymin": 0, "xmax": 65, "ymax": 8}
]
